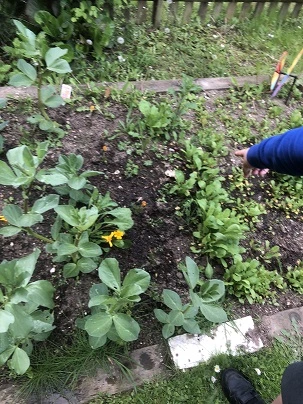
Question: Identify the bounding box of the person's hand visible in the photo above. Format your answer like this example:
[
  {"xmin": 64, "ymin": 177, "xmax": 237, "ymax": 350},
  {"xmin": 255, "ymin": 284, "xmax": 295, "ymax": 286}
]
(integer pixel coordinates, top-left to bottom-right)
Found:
[{"xmin": 235, "ymin": 148, "xmax": 269, "ymax": 177}]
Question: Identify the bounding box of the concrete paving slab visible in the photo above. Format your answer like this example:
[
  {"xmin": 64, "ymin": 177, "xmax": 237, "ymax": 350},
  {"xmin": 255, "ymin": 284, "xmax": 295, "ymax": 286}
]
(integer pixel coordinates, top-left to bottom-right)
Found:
[
  {"xmin": 168, "ymin": 316, "xmax": 263, "ymax": 369},
  {"xmin": 262, "ymin": 306, "xmax": 303, "ymax": 339}
]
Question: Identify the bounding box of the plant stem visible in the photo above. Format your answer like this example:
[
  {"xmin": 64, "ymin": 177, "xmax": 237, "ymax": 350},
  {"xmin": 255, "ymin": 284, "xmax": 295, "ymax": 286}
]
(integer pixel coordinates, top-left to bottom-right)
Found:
[
  {"xmin": 25, "ymin": 228, "xmax": 53, "ymax": 243},
  {"xmin": 37, "ymin": 71, "xmax": 50, "ymax": 121}
]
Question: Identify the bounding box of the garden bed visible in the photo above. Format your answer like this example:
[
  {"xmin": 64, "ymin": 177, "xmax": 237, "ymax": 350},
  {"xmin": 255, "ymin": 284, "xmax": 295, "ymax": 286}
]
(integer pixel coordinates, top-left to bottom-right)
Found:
[{"xmin": 1, "ymin": 82, "xmax": 303, "ymax": 389}]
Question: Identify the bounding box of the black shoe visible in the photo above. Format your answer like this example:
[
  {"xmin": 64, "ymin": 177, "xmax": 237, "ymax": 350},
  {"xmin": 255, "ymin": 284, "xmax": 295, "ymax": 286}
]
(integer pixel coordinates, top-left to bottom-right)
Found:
[{"xmin": 221, "ymin": 368, "xmax": 265, "ymax": 404}]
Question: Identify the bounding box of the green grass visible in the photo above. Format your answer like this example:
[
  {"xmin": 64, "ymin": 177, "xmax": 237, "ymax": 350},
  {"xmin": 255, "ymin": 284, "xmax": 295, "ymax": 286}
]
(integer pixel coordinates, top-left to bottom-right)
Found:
[
  {"xmin": 70, "ymin": 14, "xmax": 303, "ymax": 84},
  {"xmin": 14, "ymin": 330, "xmax": 132, "ymax": 401},
  {"xmin": 91, "ymin": 341, "xmax": 298, "ymax": 403}
]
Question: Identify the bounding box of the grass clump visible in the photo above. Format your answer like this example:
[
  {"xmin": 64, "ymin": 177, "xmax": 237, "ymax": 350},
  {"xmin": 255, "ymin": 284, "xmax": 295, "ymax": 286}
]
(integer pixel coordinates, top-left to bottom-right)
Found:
[{"xmin": 16, "ymin": 330, "xmax": 131, "ymax": 400}]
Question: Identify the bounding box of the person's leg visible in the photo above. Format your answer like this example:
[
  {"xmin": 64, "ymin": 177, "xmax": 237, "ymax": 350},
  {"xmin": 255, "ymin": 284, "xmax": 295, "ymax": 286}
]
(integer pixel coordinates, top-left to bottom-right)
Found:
[{"xmin": 280, "ymin": 361, "xmax": 303, "ymax": 404}]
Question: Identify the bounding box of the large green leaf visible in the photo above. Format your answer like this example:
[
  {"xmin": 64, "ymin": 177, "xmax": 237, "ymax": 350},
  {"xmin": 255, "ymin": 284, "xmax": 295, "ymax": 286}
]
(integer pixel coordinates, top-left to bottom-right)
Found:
[
  {"xmin": 13, "ymin": 20, "xmax": 36, "ymax": 49},
  {"xmin": 36, "ymin": 170, "xmax": 67, "ymax": 186},
  {"xmin": 0, "ymin": 226, "xmax": 21, "ymax": 237},
  {"xmin": 54, "ymin": 205, "xmax": 79, "ymax": 227},
  {"xmin": 168, "ymin": 310, "xmax": 184, "ymax": 326},
  {"xmin": 98, "ymin": 258, "xmax": 121, "ymax": 292},
  {"xmin": 9, "ymin": 347, "xmax": 30, "ymax": 375},
  {"xmin": 45, "ymin": 47, "xmax": 67, "ymax": 66},
  {"xmin": 9, "ymin": 73, "xmax": 34, "ymax": 87},
  {"xmin": 17, "ymin": 59, "xmax": 37, "ymax": 81},
  {"xmin": 19, "ymin": 213, "xmax": 43, "ymax": 227},
  {"xmin": 78, "ymin": 242, "xmax": 101, "ymax": 258},
  {"xmin": 63, "ymin": 263, "xmax": 79, "ymax": 278},
  {"xmin": 184, "ymin": 256, "xmax": 199, "ymax": 289},
  {"xmin": 31, "ymin": 194, "xmax": 60, "ymax": 214},
  {"xmin": 113, "ymin": 313, "xmax": 140, "ymax": 342},
  {"xmin": 85, "ymin": 312, "xmax": 112, "ymax": 337},
  {"xmin": 199, "ymin": 280, "xmax": 225, "ymax": 303},
  {"xmin": 154, "ymin": 309, "xmax": 169, "ymax": 324},
  {"xmin": 0, "ymin": 249, "xmax": 40, "ymax": 289},
  {"xmin": 0, "ymin": 309, "xmax": 15, "ymax": 332},
  {"xmin": 46, "ymin": 53, "xmax": 72, "ymax": 74},
  {"xmin": 5, "ymin": 304, "xmax": 33, "ymax": 338},
  {"xmin": 104, "ymin": 208, "xmax": 134, "ymax": 230},
  {"xmin": 162, "ymin": 323, "xmax": 175, "ymax": 339},
  {"xmin": 199, "ymin": 303, "xmax": 228, "ymax": 323},
  {"xmin": 0, "ymin": 346, "xmax": 15, "ymax": 366},
  {"xmin": 77, "ymin": 258, "xmax": 98, "ymax": 274},
  {"xmin": 67, "ymin": 176, "xmax": 86, "ymax": 190},
  {"xmin": 25, "ymin": 280, "xmax": 55, "ymax": 309},
  {"xmin": 40, "ymin": 86, "xmax": 64, "ymax": 108},
  {"xmin": 89, "ymin": 335, "xmax": 107, "ymax": 349},
  {"xmin": 183, "ymin": 319, "xmax": 201, "ymax": 334},
  {"xmin": 0, "ymin": 161, "xmax": 17, "ymax": 185},
  {"xmin": 162, "ymin": 289, "xmax": 183, "ymax": 311},
  {"xmin": 122, "ymin": 268, "xmax": 150, "ymax": 294},
  {"xmin": 30, "ymin": 310, "xmax": 55, "ymax": 335}
]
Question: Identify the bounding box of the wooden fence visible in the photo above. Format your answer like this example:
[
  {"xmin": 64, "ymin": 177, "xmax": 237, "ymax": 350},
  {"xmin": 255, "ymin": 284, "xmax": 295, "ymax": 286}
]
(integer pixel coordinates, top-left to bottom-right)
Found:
[{"xmin": 135, "ymin": 0, "xmax": 303, "ymax": 27}]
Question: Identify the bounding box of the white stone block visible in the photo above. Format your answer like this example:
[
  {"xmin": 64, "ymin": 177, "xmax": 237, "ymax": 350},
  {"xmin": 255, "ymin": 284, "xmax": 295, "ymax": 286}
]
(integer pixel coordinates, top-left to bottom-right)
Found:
[{"xmin": 168, "ymin": 316, "xmax": 263, "ymax": 369}]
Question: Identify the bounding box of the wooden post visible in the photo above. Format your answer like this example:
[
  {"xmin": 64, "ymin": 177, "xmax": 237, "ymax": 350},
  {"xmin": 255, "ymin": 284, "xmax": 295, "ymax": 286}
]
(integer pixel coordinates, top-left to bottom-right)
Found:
[
  {"xmin": 239, "ymin": 2, "xmax": 252, "ymax": 20},
  {"xmin": 253, "ymin": 2, "xmax": 265, "ymax": 18},
  {"xmin": 137, "ymin": 0, "xmax": 147, "ymax": 23},
  {"xmin": 278, "ymin": 2, "xmax": 290, "ymax": 20},
  {"xmin": 226, "ymin": 1, "xmax": 237, "ymax": 21},
  {"xmin": 292, "ymin": 3, "xmax": 303, "ymax": 18},
  {"xmin": 152, "ymin": 0, "xmax": 164, "ymax": 28},
  {"xmin": 182, "ymin": 2, "xmax": 194, "ymax": 23},
  {"xmin": 198, "ymin": 1, "xmax": 209, "ymax": 22},
  {"xmin": 212, "ymin": 2, "xmax": 223, "ymax": 21}
]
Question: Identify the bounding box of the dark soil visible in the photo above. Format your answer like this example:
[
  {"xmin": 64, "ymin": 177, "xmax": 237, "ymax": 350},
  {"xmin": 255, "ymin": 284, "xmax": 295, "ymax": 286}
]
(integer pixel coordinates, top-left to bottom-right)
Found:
[{"xmin": 1, "ymin": 88, "xmax": 303, "ymax": 356}]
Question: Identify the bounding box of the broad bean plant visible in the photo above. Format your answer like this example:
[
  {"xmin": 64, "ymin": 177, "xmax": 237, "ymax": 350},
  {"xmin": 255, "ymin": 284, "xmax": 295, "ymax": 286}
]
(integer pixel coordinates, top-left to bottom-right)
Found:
[
  {"xmin": 0, "ymin": 250, "xmax": 55, "ymax": 375},
  {"xmin": 154, "ymin": 257, "xmax": 227, "ymax": 338},
  {"xmin": 0, "ymin": 143, "xmax": 133, "ymax": 278},
  {"xmin": 6, "ymin": 20, "xmax": 72, "ymax": 137},
  {"xmin": 76, "ymin": 258, "xmax": 150, "ymax": 348}
]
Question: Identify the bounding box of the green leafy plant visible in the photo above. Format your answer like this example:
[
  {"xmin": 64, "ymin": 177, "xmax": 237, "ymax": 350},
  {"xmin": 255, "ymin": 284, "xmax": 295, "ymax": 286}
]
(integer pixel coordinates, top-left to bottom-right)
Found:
[
  {"xmin": 76, "ymin": 258, "xmax": 150, "ymax": 348},
  {"xmin": 7, "ymin": 20, "xmax": 71, "ymax": 137},
  {"xmin": 154, "ymin": 257, "xmax": 227, "ymax": 338},
  {"xmin": 224, "ymin": 257, "xmax": 285, "ymax": 304},
  {"xmin": 0, "ymin": 249, "xmax": 55, "ymax": 375},
  {"xmin": 0, "ymin": 98, "xmax": 8, "ymax": 133},
  {"xmin": 286, "ymin": 261, "xmax": 303, "ymax": 294},
  {"xmin": 0, "ymin": 143, "xmax": 133, "ymax": 277},
  {"xmin": 192, "ymin": 199, "xmax": 248, "ymax": 266}
]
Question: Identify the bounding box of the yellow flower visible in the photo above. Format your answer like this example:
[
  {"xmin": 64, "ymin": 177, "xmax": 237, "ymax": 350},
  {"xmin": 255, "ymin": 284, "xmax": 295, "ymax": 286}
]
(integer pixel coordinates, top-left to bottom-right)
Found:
[
  {"xmin": 102, "ymin": 233, "xmax": 114, "ymax": 247},
  {"xmin": 141, "ymin": 200, "xmax": 147, "ymax": 207},
  {"xmin": 113, "ymin": 230, "xmax": 124, "ymax": 240},
  {"xmin": 0, "ymin": 215, "xmax": 7, "ymax": 223},
  {"xmin": 89, "ymin": 105, "xmax": 95, "ymax": 112},
  {"xmin": 102, "ymin": 145, "xmax": 108, "ymax": 152}
]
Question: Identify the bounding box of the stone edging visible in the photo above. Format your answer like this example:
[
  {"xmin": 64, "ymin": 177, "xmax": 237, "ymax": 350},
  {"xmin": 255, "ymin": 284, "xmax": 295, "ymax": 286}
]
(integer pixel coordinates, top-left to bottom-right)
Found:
[{"xmin": 0, "ymin": 75, "xmax": 269, "ymax": 99}]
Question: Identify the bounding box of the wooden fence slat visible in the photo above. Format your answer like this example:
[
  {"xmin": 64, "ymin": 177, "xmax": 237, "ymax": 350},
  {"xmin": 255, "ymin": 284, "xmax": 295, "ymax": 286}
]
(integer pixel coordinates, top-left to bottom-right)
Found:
[
  {"xmin": 170, "ymin": 2, "xmax": 179, "ymax": 22},
  {"xmin": 182, "ymin": 2, "xmax": 194, "ymax": 23},
  {"xmin": 278, "ymin": 2, "xmax": 290, "ymax": 19},
  {"xmin": 226, "ymin": 1, "xmax": 237, "ymax": 20},
  {"xmin": 292, "ymin": 2, "xmax": 303, "ymax": 18},
  {"xmin": 253, "ymin": 2, "xmax": 265, "ymax": 17},
  {"xmin": 212, "ymin": 2, "xmax": 223, "ymax": 20},
  {"xmin": 198, "ymin": 1, "xmax": 209, "ymax": 22},
  {"xmin": 137, "ymin": 0, "xmax": 147, "ymax": 23},
  {"xmin": 152, "ymin": 0, "xmax": 164, "ymax": 27},
  {"xmin": 239, "ymin": 2, "xmax": 252, "ymax": 20},
  {"xmin": 267, "ymin": 2, "xmax": 279, "ymax": 17}
]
